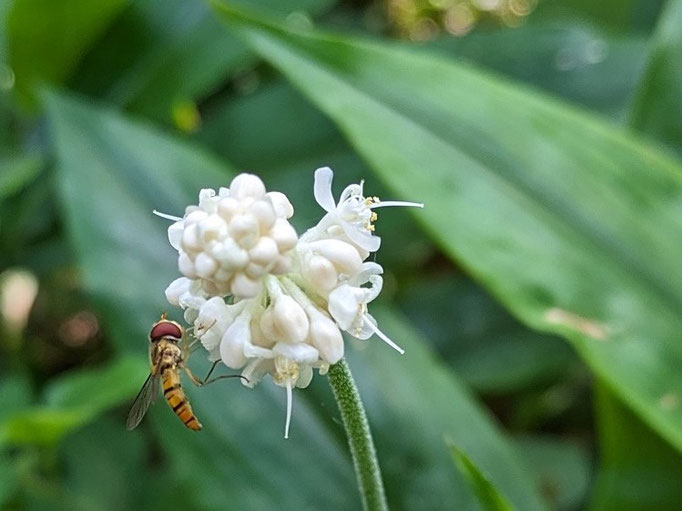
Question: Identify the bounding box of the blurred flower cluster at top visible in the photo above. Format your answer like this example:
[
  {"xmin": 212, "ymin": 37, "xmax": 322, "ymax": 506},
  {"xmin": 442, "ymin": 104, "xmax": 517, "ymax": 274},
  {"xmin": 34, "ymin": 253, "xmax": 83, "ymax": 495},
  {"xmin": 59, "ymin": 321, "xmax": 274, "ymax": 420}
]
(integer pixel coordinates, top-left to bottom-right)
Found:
[{"xmin": 386, "ymin": 0, "xmax": 539, "ymax": 39}]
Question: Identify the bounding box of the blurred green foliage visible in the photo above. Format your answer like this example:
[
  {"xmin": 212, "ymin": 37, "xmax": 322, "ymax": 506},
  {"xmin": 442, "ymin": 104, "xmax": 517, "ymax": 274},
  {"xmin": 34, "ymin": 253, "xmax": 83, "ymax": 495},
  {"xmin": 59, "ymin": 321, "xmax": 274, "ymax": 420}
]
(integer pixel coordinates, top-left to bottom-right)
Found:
[{"xmin": 1, "ymin": 0, "xmax": 681, "ymax": 510}]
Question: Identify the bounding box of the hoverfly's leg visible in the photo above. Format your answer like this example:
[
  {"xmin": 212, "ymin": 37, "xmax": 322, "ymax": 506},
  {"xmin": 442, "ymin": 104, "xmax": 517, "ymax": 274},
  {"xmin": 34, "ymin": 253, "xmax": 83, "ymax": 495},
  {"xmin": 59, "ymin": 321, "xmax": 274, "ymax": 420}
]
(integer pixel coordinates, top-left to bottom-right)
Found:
[{"xmin": 184, "ymin": 364, "xmax": 248, "ymax": 387}]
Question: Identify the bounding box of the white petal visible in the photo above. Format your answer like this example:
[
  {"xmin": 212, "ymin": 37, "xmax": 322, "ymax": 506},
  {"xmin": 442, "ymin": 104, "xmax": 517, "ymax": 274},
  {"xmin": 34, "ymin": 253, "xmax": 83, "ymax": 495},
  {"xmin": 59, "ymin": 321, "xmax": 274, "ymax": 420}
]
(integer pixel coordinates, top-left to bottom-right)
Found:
[
  {"xmin": 272, "ymin": 342, "xmax": 319, "ymax": 363},
  {"xmin": 266, "ymin": 191, "xmax": 294, "ymax": 219},
  {"xmin": 165, "ymin": 277, "xmax": 192, "ymax": 306},
  {"xmin": 308, "ymin": 239, "xmax": 363, "ymax": 275},
  {"xmin": 340, "ymin": 220, "xmax": 381, "ymax": 253},
  {"xmin": 220, "ymin": 316, "xmax": 250, "ymax": 369},
  {"xmin": 313, "ymin": 167, "xmax": 337, "ymax": 212},
  {"xmin": 327, "ymin": 284, "xmax": 360, "ymax": 330},
  {"xmin": 308, "ymin": 309, "xmax": 344, "ymax": 364},
  {"xmin": 168, "ymin": 221, "xmax": 184, "ymax": 250},
  {"xmin": 229, "ymin": 173, "xmax": 266, "ymax": 200},
  {"xmin": 296, "ymin": 364, "xmax": 313, "ymax": 388},
  {"xmin": 273, "ymin": 295, "xmax": 309, "ymax": 343},
  {"xmin": 230, "ymin": 272, "xmax": 262, "ymax": 298},
  {"xmin": 241, "ymin": 358, "xmax": 273, "ymax": 388}
]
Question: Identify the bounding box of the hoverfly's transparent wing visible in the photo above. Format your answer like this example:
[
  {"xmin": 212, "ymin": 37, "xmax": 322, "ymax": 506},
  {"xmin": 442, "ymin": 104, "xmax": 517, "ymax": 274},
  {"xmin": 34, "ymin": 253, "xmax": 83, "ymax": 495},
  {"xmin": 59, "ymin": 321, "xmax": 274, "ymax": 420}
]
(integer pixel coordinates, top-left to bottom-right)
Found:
[{"xmin": 126, "ymin": 373, "xmax": 160, "ymax": 430}]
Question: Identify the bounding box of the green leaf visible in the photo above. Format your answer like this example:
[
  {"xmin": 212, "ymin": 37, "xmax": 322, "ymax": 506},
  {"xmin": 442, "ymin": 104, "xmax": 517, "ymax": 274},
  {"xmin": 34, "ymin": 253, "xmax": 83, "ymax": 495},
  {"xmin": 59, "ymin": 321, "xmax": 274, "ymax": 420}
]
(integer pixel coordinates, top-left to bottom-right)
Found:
[
  {"xmin": 71, "ymin": 0, "xmax": 335, "ymax": 124},
  {"xmin": 628, "ymin": 0, "xmax": 682, "ymax": 153},
  {"xmin": 7, "ymin": 0, "xmax": 129, "ymax": 103},
  {"xmin": 0, "ymin": 356, "xmax": 147, "ymax": 446},
  {"xmin": 431, "ymin": 23, "xmax": 648, "ymax": 117},
  {"xmin": 0, "ymin": 154, "xmax": 42, "ymax": 200},
  {"xmin": 343, "ymin": 309, "xmax": 545, "ymax": 510},
  {"xmin": 46, "ymin": 91, "xmax": 545, "ymax": 510},
  {"xmin": 45, "ymin": 89, "xmax": 230, "ymax": 351},
  {"xmin": 590, "ymin": 383, "xmax": 682, "ymax": 511},
  {"xmin": 216, "ymin": 4, "xmax": 682, "ymax": 452},
  {"xmin": 447, "ymin": 442, "xmax": 515, "ymax": 511},
  {"xmin": 514, "ymin": 435, "xmax": 591, "ymax": 511}
]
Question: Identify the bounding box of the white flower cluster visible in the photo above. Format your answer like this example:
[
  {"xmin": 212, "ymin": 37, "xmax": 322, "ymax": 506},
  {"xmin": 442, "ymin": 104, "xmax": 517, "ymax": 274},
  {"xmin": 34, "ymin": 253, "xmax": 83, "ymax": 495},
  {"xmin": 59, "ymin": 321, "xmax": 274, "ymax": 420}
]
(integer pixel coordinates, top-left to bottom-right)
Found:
[{"xmin": 160, "ymin": 167, "xmax": 422, "ymax": 438}]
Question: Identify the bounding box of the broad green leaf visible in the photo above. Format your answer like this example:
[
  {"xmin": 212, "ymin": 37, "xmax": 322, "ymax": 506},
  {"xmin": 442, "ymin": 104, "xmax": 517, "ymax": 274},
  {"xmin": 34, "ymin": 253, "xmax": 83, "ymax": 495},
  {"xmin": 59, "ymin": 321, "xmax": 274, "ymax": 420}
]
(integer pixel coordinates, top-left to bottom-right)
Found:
[
  {"xmin": 71, "ymin": 0, "xmax": 335, "ymax": 124},
  {"xmin": 46, "ymin": 89, "xmax": 230, "ymax": 351},
  {"xmin": 534, "ymin": 0, "xmax": 664, "ymax": 32},
  {"xmin": 447, "ymin": 442, "xmax": 515, "ymax": 511},
  {"xmin": 0, "ymin": 356, "xmax": 147, "ymax": 446},
  {"xmin": 47, "ymin": 91, "xmax": 545, "ymax": 510},
  {"xmin": 7, "ymin": 0, "xmax": 129, "ymax": 103},
  {"xmin": 432, "ymin": 23, "xmax": 648, "ymax": 117},
  {"xmin": 399, "ymin": 275, "xmax": 575, "ymax": 394},
  {"xmin": 514, "ymin": 435, "xmax": 591, "ymax": 511},
  {"xmin": 590, "ymin": 384, "xmax": 682, "ymax": 511},
  {"xmin": 341, "ymin": 309, "xmax": 546, "ymax": 510},
  {"xmin": 216, "ymin": 4, "xmax": 682, "ymax": 452},
  {"xmin": 628, "ymin": 0, "xmax": 682, "ymax": 153},
  {"xmin": 0, "ymin": 154, "xmax": 42, "ymax": 200}
]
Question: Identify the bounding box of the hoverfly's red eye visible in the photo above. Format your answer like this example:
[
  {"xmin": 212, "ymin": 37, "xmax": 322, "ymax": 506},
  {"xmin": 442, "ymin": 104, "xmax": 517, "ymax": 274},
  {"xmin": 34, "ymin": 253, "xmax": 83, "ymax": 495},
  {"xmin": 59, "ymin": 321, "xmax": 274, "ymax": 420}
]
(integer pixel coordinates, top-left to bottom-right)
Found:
[{"xmin": 149, "ymin": 320, "xmax": 183, "ymax": 342}]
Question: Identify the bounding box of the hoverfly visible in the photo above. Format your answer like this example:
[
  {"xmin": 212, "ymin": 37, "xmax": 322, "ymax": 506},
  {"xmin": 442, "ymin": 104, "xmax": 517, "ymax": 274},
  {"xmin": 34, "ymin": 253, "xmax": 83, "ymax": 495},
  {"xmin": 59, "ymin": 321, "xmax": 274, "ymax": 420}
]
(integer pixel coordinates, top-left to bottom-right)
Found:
[{"xmin": 126, "ymin": 313, "xmax": 242, "ymax": 431}]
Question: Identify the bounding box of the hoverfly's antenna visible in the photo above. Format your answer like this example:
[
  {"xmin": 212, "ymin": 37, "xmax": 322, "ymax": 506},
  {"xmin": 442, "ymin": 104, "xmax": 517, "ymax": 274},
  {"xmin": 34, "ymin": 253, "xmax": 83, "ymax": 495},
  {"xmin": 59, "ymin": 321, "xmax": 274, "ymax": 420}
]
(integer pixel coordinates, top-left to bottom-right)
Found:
[{"xmin": 160, "ymin": 311, "xmax": 168, "ymax": 320}]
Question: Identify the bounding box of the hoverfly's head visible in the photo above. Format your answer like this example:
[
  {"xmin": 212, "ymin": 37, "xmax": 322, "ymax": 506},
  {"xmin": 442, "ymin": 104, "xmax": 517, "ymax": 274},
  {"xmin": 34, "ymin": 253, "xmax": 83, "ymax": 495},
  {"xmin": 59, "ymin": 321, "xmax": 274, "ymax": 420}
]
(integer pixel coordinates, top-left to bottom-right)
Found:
[{"xmin": 149, "ymin": 316, "xmax": 183, "ymax": 344}]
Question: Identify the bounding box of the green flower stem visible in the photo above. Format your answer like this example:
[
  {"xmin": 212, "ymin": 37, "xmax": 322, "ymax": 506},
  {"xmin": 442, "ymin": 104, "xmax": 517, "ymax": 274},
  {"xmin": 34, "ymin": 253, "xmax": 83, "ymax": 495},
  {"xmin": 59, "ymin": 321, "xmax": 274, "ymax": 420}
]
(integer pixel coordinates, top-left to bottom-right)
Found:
[{"xmin": 328, "ymin": 358, "xmax": 388, "ymax": 511}]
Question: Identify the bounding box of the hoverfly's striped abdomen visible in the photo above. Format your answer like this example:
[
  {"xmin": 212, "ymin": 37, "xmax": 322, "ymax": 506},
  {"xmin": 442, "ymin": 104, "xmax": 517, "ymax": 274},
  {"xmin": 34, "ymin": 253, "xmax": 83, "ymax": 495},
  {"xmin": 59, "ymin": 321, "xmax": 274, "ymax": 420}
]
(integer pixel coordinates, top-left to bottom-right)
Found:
[{"xmin": 162, "ymin": 368, "xmax": 202, "ymax": 431}]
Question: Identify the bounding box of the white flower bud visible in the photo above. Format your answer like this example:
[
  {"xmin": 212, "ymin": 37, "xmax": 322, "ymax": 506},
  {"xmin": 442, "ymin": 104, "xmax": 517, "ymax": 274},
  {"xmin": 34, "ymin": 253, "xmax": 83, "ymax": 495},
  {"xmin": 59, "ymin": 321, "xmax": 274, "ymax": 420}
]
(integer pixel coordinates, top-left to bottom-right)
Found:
[
  {"xmin": 181, "ymin": 223, "xmax": 201, "ymax": 252},
  {"xmin": 302, "ymin": 254, "xmax": 338, "ymax": 293},
  {"xmin": 220, "ymin": 315, "xmax": 250, "ymax": 369},
  {"xmin": 308, "ymin": 308, "xmax": 344, "ymax": 364},
  {"xmin": 267, "ymin": 191, "xmax": 294, "ymax": 219},
  {"xmin": 164, "ymin": 277, "xmax": 192, "ymax": 306},
  {"xmin": 198, "ymin": 214, "xmax": 227, "ymax": 243},
  {"xmin": 194, "ymin": 252, "xmax": 218, "ymax": 279},
  {"xmin": 273, "ymin": 295, "xmax": 309, "ymax": 343},
  {"xmin": 229, "ymin": 213, "xmax": 259, "ymax": 246},
  {"xmin": 327, "ymin": 284, "xmax": 361, "ymax": 331},
  {"xmin": 231, "ymin": 272, "xmax": 261, "ymax": 298},
  {"xmin": 308, "ymin": 239, "xmax": 363, "ymax": 276},
  {"xmin": 168, "ymin": 221, "xmax": 183, "ymax": 250},
  {"xmin": 185, "ymin": 209, "xmax": 207, "ymax": 226},
  {"xmin": 178, "ymin": 252, "xmax": 197, "ymax": 278},
  {"xmin": 270, "ymin": 218, "xmax": 298, "ymax": 252},
  {"xmin": 230, "ymin": 173, "xmax": 266, "ymax": 200},
  {"xmin": 249, "ymin": 200, "xmax": 276, "ymax": 231},
  {"xmin": 218, "ymin": 197, "xmax": 239, "ymax": 221},
  {"xmin": 248, "ymin": 237, "xmax": 279, "ymax": 265}
]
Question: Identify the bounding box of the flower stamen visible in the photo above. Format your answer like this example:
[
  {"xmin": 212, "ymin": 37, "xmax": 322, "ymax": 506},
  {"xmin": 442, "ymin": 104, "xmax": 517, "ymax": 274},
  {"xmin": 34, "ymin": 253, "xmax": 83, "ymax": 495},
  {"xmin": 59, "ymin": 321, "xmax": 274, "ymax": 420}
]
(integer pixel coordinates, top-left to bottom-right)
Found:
[
  {"xmin": 153, "ymin": 209, "xmax": 183, "ymax": 222},
  {"xmin": 364, "ymin": 316, "xmax": 405, "ymax": 354}
]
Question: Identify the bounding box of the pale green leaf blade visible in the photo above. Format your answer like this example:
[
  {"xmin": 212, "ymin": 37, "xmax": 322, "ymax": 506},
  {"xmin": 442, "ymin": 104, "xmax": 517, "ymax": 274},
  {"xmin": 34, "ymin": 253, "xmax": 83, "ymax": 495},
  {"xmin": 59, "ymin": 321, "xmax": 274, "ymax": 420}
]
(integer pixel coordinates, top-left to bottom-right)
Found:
[{"xmin": 214, "ymin": 4, "xmax": 682, "ymax": 452}]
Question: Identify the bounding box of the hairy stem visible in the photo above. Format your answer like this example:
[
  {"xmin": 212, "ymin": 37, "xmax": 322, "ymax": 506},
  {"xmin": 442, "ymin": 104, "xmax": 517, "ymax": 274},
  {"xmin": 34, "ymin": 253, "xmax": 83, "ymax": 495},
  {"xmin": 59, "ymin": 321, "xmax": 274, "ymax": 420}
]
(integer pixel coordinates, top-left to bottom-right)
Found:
[{"xmin": 328, "ymin": 358, "xmax": 388, "ymax": 511}]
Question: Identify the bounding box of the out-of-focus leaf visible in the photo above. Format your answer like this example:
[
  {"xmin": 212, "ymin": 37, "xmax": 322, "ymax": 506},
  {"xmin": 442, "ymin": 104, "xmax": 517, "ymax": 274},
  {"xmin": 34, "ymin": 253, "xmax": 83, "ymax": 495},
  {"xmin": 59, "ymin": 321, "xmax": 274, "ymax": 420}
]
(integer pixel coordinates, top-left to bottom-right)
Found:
[
  {"xmin": 339, "ymin": 308, "xmax": 545, "ymax": 510},
  {"xmin": 0, "ymin": 154, "xmax": 42, "ymax": 200},
  {"xmin": 590, "ymin": 383, "xmax": 682, "ymax": 511},
  {"xmin": 44, "ymin": 355, "xmax": 147, "ymax": 409},
  {"xmin": 7, "ymin": 0, "xmax": 129, "ymax": 103},
  {"xmin": 628, "ymin": 0, "xmax": 682, "ymax": 153},
  {"xmin": 514, "ymin": 435, "xmax": 591, "ymax": 511},
  {"xmin": 432, "ymin": 23, "xmax": 647, "ymax": 117},
  {"xmin": 0, "ymin": 356, "xmax": 147, "ymax": 446},
  {"xmin": 217, "ymin": 5, "xmax": 682, "ymax": 452},
  {"xmin": 534, "ymin": 0, "xmax": 664, "ymax": 32},
  {"xmin": 60, "ymin": 418, "xmax": 148, "ymax": 511},
  {"xmin": 447, "ymin": 442, "xmax": 515, "ymax": 511},
  {"xmin": 47, "ymin": 91, "xmax": 545, "ymax": 510},
  {"xmin": 72, "ymin": 0, "xmax": 335, "ymax": 123},
  {"xmin": 46, "ymin": 90, "xmax": 229, "ymax": 351},
  {"xmin": 399, "ymin": 275, "xmax": 575, "ymax": 394}
]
